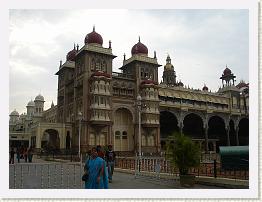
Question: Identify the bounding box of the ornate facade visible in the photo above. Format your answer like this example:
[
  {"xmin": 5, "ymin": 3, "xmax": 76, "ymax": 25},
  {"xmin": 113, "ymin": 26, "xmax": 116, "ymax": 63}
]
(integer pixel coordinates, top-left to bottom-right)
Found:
[{"xmin": 10, "ymin": 27, "xmax": 249, "ymax": 154}]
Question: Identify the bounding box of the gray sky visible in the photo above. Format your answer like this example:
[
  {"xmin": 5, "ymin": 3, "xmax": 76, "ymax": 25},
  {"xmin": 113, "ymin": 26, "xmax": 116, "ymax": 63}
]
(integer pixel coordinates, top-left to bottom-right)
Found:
[{"xmin": 9, "ymin": 9, "xmax": 249, "ymax": 114}]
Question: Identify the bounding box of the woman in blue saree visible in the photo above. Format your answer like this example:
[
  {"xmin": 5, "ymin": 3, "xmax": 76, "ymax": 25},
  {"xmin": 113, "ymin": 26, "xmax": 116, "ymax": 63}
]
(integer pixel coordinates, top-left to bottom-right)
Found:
[{"xmin": 84, "ymin": 147, "xmax": 108, "ymax": 189}]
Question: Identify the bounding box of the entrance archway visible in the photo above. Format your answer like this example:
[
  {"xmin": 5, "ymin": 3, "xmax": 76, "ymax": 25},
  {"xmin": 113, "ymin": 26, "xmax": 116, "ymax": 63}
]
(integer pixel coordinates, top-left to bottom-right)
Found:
[
  {"xmin": 208, "ymin": 116, "xmax": 226, "ymax": 152},
  {"xmin": 183, "ymin": 113, "xmax": 204, "ymax": 139},
  {"xmin": 41, "ymin": 129, "xmax": 60, "ymax": 151},
  {"xmin": 113, "ymin": 108, "xmax": 134, "ymax": 151},
  {"xmin": 160, "ymin": 111, "xmax": 179, "ymax": 149},
  {"xmin": 238, "ymin": 118, "xmax": 249, "ymax": 145}
]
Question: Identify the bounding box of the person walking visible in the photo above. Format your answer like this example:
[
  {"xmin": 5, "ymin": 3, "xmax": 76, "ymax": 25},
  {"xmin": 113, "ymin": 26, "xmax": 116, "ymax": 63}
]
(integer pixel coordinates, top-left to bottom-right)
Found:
[
  {"xmin": 24, "ymin": 147, "xmax": 28, "ymax": 162},
  {"xmin": 84, "ymin": 147, "xmax": 108, "ymax": 189},
  {"xmin": 9, "ymin": 147, "xmax": 15, "ymax": 164},
  {"xmin": 28, "ymin": 147, "xmax": 33, "ymax": 163},
  {"xmin": 16, "ymin": 147, "xmax": 20, "ymax": 163},
  {"xmin": 96, "ymin": 145, "xmax": 105, "ymax": 159},
  {"xmin": 105, "ymin": 145, "xmax": 116, "ymax": 183}
]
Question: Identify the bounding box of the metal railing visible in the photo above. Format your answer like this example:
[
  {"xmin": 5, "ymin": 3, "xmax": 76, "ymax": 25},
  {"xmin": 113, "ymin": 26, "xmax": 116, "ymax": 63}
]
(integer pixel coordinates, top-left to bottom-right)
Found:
[
  {"xmin": 115, "ymin": 156, "xmax": 248, "ymax": 180},
  {"xmin": 9, "ymin": 162, "xmax": 84, "ymax": 189}
]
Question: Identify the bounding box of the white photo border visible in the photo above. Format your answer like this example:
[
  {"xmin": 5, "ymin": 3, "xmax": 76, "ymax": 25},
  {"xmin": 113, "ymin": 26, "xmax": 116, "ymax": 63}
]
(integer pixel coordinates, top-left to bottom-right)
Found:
[{"xmin": 0, "ymin": 0, "xmax": 259, "ymax": 200}]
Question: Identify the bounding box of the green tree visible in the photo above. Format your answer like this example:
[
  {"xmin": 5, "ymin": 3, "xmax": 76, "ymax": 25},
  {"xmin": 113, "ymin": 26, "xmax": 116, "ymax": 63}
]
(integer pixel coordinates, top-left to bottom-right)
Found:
[{"xmin": 166, "ymin": 132, "xmax": 200, "ymax": 175}]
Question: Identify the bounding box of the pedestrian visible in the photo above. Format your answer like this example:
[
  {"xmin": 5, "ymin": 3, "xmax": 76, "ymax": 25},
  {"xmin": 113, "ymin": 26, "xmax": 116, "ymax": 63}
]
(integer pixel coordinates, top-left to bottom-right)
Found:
[
  {"xmin": 28, "ymin": 147, "xmax": 33, "ymax": 163},
  {"xmin": 96, "ymin": 145, "xmax": 105, "ymax": 159},
  {"xmin": 105, "ymin": 145, "xmax": 116, "ymax": 183},
  {"xmin": 9, "ymin": 147, "xmax": 15, "ymax": 164},
  {"xmin": 84, "ymin": 147, "xmax": 108, "ymax": 189},
  {"xmin": 16, "ymin": 147, "xmax": 20, "ymax": 163},
  {"xmin": 24, "ymin": 147, "xmax": 28, "ymax": 163}
]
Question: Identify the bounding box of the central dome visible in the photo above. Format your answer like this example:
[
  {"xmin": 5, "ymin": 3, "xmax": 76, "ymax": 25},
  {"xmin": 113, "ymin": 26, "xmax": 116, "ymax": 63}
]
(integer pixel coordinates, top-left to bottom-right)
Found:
[
  {"xmin": 84, "ymin": 26, "xmax": 103, "ymax": 45},
  {"xmin": 131, "ymin": 37, "xmax": 148, "ymax": 55}
]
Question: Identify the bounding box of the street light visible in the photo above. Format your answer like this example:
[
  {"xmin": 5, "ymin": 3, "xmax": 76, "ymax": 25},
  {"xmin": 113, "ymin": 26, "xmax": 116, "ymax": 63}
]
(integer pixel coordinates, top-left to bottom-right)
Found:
[
  {"xmin": 78, "ymin": 112, "xmax": 82, "ymax": 159},
  {"xmin": 137, "ymin": 94, "xmax": 142, "ymax": 158}
]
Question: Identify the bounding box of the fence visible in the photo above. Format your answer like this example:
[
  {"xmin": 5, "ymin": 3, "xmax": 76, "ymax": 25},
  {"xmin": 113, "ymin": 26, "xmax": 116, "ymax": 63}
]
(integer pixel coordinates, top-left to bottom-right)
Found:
[
  {"xmin": 115, "ymin": 156, "xmax": 248, "ymax": 180},
  {"xmin": 9, "ymin": 162, "xmax": 84, "ymax": 189}
]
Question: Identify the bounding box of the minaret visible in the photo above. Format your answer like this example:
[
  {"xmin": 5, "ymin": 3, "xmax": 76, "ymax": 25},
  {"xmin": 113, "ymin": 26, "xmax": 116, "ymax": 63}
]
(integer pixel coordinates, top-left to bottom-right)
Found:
[
  {"xmin": 220, "ymin": 65, "xmax": 236, "ymax": 87},
  {"xmin": 34, "ymin": 94, "xmax": 45, "ymax": 117},
  {"xmin": 26, "ymin": 100, "xmax": 35, "ymax": 117},
  {"xmin": 162, "ymin": 54, "xmax": 176, "ymax": 86}
]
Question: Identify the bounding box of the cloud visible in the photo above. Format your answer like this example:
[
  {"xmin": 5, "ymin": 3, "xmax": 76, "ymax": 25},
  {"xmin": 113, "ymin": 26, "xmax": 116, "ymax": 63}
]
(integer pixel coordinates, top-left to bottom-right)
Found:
[{"xmin": 9, "ymin": 9, "xmax": 249, "ymax": 114}]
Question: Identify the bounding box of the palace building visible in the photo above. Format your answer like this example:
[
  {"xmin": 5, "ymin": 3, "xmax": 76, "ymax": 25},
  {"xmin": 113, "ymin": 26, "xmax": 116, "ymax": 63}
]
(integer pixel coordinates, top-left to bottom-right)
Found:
[{"xmin": 9, "ymin": 27, "xmax": 249, "ymax": 154}]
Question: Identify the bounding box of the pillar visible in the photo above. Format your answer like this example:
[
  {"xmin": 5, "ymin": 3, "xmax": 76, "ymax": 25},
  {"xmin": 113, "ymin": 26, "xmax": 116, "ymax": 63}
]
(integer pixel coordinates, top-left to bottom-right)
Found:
[
  {"xmin": 180, "ymin": 122, "xmax": 183, "ymax": 135},
  {"xmin": 226, "ymin": 126, "xmax": 230, "ymax": 146},
  {"xmin": 204, "ymin": 126, "xmax": 208, "ymax": 152},
  {"xmin": 236, "ymin": 126, "xmax": 239, "ymax": 146}
]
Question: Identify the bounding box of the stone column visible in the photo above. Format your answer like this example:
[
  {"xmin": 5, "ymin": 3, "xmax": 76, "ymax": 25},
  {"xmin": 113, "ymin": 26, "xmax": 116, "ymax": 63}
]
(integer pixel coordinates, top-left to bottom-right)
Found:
[
  {"xmin": 180, "ymin": 122, "xmax": 183, "ymax": 135},
  {"xmin": 236, "ymin": 126, "xmax": 239, "ymax": 146},
  {"xmin": 157, "ymin": 126, "xmax": 161, "ymax": 152},
  {"xmin": 204, "ymin": 126, "xmax": 208, "ymax": 152},
  {"xmin": 226, "ymin": 126, "xmax": 230, "ymax": 146}
]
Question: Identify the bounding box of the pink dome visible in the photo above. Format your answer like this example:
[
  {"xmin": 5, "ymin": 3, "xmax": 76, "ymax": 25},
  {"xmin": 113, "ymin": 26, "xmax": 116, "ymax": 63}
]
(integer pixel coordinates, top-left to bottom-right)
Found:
[
  {"xmin": 223, "ymin": 67, "xmax": 232, "ymax": 76},
  {"xmin": 131, "ymin": 37, "xmax": 148, "ymax": 55},
  {"xmin": 66, "ymin": 46, "xmax": 77, "ymax": 61},
  {"xmin": 84, "ymin": 26, "xmax": 103, "ymax": 45}
]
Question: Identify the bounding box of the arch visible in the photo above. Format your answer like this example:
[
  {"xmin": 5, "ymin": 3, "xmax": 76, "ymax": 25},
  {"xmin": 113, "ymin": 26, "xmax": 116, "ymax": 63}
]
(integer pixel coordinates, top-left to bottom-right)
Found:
[
  {"xmin": 160, "ymin": 110, "xmax": 179, "ymax": 136},
  {"xmin": 160, "ymin": 111, "xmax": 179, "ymax": 148},
  {"xmin": 181, "ymin": 111, "xmax": 205, "ymax": 127},
  {"xmin": 113, "ymin": 106, "xmax": 135, "ymax": 123},
  {"xmin": 208, "ymin": 116, "xmax": 226, "ymax": 152},
  {"xmin": 113, "ymin": 108, "xmax": 134, "ymax": 151},
  {"xmin": 41, "ymin": 129, "xmax": 60, "ymax": 151},
  {"xmin": 183, "ymin": 113, "xmax": 204, "ymax": 139},
  {"xmin": 229, "ymin": 119, "xmax": 237, "ymax": 146},
  {"xmin": 238, "ymin": 118, "xmax": 249, "ymax": 145},
  {"xmin": 66, "ymin": 131, "xmax": 71, "ymax": 149}
]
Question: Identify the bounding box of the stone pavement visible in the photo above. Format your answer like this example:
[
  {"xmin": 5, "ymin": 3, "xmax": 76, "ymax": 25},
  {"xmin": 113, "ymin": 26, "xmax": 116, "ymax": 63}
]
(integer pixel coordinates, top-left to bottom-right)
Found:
[{"xmin": 9, "ymin": 156, "xmax": 223, "ymax": 189}]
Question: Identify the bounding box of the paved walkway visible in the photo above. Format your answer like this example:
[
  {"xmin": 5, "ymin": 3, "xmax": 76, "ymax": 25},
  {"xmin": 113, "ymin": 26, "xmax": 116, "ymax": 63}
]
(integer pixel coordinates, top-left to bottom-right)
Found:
[{"xmin": 9, "ymin": 157, "xmax": 223, "ymax": 189}]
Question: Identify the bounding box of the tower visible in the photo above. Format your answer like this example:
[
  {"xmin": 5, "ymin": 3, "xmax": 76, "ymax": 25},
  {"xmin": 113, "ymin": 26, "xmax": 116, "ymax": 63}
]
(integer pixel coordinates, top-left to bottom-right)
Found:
[
  {"xmin": 34, "ymin": 94, "xmax": 45, "ymax": 117},
  {"xmin": 162, "ymin": 55, "xmax": 176, "ymax": 86},
  {"xmin": 220, "ymin": 66, "xmax": 236, "ymax": 87},
  {"xmin": 26, "ymin": 100, "xmax": 35, "ymax": 117}
]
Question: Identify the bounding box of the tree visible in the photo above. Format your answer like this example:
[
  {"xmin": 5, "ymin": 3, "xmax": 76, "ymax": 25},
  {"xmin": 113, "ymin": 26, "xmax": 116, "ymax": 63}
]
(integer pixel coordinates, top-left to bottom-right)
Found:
[{"xmin": 166, "ymin": 132, "xmax": 200, "ymax": 175}]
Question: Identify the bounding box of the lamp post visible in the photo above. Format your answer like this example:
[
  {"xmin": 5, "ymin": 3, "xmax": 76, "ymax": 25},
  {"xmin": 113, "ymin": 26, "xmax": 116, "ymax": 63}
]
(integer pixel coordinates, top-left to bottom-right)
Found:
[
  {"xmin": 78, "ymin": 112, "xmax": 82, "ymax": 159},
  {"xmin": 137, "ymin": 95, "xmax": 142, "ymax": 158}
]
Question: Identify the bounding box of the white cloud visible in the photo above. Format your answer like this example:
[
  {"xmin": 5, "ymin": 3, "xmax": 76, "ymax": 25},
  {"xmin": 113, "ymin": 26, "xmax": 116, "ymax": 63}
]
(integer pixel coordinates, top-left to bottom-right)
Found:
[{"xmin": 9, "ymin": 9, "xmax": 249, "ymax": 114}]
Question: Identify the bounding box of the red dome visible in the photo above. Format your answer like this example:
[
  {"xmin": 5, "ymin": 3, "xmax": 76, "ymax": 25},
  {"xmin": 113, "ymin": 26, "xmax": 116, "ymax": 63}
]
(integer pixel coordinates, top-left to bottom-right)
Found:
[
  {"xmin": 84, "ymin": 27, "xmax": 103, "ymax": 45},
  {"xmin": 131, "ymin": 37, "xmax": 148, "ymax": 55},
  {"xmin": 223, "ymin": 67, "xmax": 232, "ymax": 76},
  {"xmin": 66, "ymin": 47, "xmax": 77, "ymax": 61},
  {"xmin": 202, "ymin": 85, "xmax": 208, "ymax": 91}
]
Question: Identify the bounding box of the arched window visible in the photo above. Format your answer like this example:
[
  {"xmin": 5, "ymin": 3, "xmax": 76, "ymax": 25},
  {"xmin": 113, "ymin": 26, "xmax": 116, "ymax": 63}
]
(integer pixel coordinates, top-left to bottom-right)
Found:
[
  {"xmin": 115, "ymin": 131, "xmax": 120, "ymax": 139},
  {"xmin": 89, "ymin": 134, "xmax": 95, "ymax": 146},
  {"xmin": 100, "ymin": 134, "xmax": 106, "ymax": 146},
  {"xmin": 148, "ymin": 135, "xmax": 155, "ymax": 146},
  {"xmin": 122, "ymin": 131, "xmax": 127, "ymax": 139}
]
